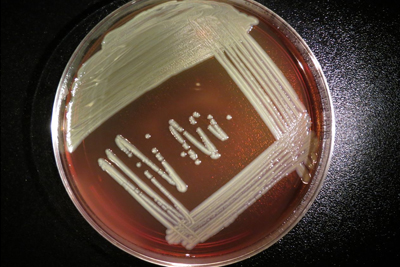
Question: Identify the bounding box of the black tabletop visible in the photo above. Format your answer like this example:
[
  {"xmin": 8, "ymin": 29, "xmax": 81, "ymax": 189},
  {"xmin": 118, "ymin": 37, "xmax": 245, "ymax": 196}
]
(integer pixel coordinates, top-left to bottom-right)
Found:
[{"xmin": 2, "ymin": 0, "xmax": 399, "ymax": 266}]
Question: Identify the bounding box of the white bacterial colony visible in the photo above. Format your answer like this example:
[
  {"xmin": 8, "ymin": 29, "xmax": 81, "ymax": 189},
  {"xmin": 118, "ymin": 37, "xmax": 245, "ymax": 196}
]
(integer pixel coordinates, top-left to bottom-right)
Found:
[
  {"xmin": 114, "ymin": 135, "xmax": 188, "ymax": 193},
  {"xmin": 65, "ymin": 0, "xmax": 256, "ymax": 153},
  {"xmin": 168, "ymin": 112, "xmax": 228, "ymax": 164},
  {"xmin": 180, "ymin": 112, "xmax": 228, "ymax": 164},
  {"xmin": 81, "ymin": 0, "xmax": 316, "ymax": 250}
]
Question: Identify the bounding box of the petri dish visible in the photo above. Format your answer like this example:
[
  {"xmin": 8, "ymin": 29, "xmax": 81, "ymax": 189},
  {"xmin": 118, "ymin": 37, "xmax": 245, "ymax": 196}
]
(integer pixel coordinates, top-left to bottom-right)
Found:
[{"xmin": 51, "ymin": 0, "xmax": 335, "ymax": 266}]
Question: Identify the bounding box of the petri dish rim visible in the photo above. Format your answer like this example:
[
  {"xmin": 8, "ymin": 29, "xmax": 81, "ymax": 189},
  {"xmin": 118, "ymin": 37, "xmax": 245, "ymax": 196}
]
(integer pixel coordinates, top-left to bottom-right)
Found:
[{"xmin": 51, "ymin": 0, "xmax": 335, "ymax": 266}]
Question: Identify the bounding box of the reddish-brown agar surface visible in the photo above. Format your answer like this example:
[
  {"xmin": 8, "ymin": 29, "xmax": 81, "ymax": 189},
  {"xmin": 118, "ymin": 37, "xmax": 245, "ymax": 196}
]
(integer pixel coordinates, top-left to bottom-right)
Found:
[{"xmin": 61, "ymin": 3, "xmax": 323, "ymax": 259}]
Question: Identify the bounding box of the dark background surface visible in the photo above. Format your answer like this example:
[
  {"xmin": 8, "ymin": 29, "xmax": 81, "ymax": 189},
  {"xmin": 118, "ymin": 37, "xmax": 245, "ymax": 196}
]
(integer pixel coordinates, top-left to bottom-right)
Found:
[{"xmin": 2, "ymin": 0, "xmax": 399, "ymax": 266}]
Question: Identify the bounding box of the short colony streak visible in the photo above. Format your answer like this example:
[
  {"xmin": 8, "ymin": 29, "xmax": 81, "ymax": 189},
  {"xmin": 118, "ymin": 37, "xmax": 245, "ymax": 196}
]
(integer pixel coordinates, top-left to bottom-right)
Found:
[{"xmin": 66, "ymin": 0, "xmax": 315, "ymax": 250}]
